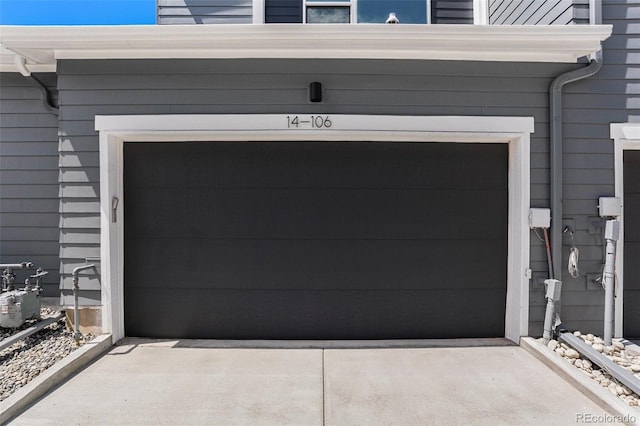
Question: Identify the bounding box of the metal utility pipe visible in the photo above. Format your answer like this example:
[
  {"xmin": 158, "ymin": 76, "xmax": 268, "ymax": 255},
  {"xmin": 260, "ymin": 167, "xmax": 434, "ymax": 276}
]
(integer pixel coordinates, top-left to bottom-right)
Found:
[
  {"xmin": 543, "ymin": 228, "xmax": 554, "ymax": 280},
  {"xmin": 603, "ymin": 220, "xmax": 619, "ymax": 346},
  {"xmin": 72, "ymin": 264, "xmax": 95, "ymax": 342},
  {"xmin": 0, "ymin": 262, "xmax": 34, "ymax": 270},
  {"xmin": 549, "ymin": 59, "xmax": 602, "ymax": 281},
  {"xmin": 543, "ymin": 278, "xmax": 562, "ymax": 343}
]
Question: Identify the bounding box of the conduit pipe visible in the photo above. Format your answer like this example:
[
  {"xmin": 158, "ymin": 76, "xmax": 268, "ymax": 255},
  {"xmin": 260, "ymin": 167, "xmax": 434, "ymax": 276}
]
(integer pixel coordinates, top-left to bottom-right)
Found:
[
  {"xmin": 603, "ymin": 220, "xmax": 619, "ymax": 346},
  {"xmin": 549, "ymin": 58, "xmax": 602, "ymax": 282},
  {"xmin": 71, "ymin": 264, "xmax": 95, "ymax": 342},
  {"xmin": 0, "ymin": 262, "xmax": 34, "ymax": 270}
]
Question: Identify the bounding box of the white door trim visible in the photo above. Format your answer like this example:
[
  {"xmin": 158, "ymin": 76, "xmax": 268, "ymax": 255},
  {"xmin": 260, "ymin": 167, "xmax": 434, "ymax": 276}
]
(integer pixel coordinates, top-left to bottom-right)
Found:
[
  {"xmin": 611, "ymin": 123, "xmax": 640, "ymax": 337},
  {"xmin": 97, "ymin": 114, "xmax": 533, "ymax": 344}
]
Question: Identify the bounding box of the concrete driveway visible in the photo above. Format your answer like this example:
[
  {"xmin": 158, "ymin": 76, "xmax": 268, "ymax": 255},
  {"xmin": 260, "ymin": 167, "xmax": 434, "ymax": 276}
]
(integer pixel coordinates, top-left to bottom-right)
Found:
[{"xmin": 9, "ymin": 339, "xmax": 622, "ymax": 425}]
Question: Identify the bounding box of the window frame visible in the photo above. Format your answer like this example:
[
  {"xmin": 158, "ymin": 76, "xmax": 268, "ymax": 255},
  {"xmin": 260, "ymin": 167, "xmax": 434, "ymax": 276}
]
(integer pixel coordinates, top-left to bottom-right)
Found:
[
  {"xmin": 304, "ymin": 0, "xmax": 355, "ymax": 24},
  {"xmin": 302, "ymin": 0, "xmax": 432, "ymax": 24}
]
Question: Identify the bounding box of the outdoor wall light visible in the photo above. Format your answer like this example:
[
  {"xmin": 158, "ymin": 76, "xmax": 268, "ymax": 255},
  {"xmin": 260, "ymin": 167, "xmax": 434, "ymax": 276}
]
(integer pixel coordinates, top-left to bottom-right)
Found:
[{"xmin": 309, "ymin": 82, "xmax": 323, "ymax": 103}]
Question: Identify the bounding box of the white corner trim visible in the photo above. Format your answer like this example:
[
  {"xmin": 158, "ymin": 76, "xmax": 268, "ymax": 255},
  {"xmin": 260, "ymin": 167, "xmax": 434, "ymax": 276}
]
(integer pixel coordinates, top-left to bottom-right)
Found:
[
  {"xmin": 252, "ymin": 0, "xmax": 264, "ymax": 24},
  {"xmin": 0, "ymin": 24, "xmax": 612, "ymax": 70},
  {"xmin": 97, "ymin": 114, "xmax": 533, "ymax": 343},
  {"xmin": 473, "ymin": 0, "xmax": 489, "ymax": 25},
  {"xmin": 611, "ymin": 123, "xmax": 640, "ymax": 337}
]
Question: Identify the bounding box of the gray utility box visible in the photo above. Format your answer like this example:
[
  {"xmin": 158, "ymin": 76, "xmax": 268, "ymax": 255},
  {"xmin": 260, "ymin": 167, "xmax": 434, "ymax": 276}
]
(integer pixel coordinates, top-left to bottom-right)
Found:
[{"xmin": 0, "ymin": 288, "xmax": 41, "ymax": 328}]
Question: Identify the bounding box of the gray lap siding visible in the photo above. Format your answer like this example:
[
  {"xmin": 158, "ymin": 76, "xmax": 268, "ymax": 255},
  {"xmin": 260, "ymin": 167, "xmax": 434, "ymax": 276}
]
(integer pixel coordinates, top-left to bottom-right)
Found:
[
  {"xmin": 56, "ymin": 53, "xmax": 626, "ymax": 335},
  {"xmin": 0, "ymin": 73, "xmax": 60, "ymax": 296},
  {"xmin": 557, "ymin": 0, "xmax": 640, "ymax": 335}
]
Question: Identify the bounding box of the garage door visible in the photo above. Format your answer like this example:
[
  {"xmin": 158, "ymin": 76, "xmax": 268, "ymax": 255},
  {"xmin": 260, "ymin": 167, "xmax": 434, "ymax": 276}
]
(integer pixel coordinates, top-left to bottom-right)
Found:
[
  {"xmin": 124, "ymin": 141, "xmax": 507, "ymax": 339},
  {"xmin": 624, "ymin": 150, "xmax": 640, "ymax": 338}
]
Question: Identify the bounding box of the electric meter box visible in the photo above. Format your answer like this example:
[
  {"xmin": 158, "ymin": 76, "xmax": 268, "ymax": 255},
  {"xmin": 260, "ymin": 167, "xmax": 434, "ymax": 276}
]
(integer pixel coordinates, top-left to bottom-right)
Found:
[
  {"xmin": 598, "ymin": 197, "xmax": 622, "ymax": 218},
  {"xmin": 529, "ymin": 208, "xmax": 551, "ymax": 229},
  {"xmin": 0, "ymin": 289, "xmax": 41, "ymax": 328}
]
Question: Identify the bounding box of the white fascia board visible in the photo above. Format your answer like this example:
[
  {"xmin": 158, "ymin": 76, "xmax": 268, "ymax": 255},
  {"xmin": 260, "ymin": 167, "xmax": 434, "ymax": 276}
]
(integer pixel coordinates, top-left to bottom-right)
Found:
[{"xmin": 0, "ymin": 24, "xmax": 612, "ymax": 68}]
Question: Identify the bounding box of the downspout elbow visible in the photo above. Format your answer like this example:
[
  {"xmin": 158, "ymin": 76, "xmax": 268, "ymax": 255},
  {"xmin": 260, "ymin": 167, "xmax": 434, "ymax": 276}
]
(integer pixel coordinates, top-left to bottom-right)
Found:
[
  {"xmin": 13, "ymin": 54, "xmax": 31, "ymax": 77},
  {"xmin": 13, "ymin": 54, "xmax": 59, "ymax": 116}
]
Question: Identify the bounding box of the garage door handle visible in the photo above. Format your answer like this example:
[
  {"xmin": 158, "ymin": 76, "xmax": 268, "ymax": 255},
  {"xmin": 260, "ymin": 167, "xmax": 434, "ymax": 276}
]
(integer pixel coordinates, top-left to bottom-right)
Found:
[{"xmin": 112, "ymin": 196, "xmax": 119, "ymax": 223}]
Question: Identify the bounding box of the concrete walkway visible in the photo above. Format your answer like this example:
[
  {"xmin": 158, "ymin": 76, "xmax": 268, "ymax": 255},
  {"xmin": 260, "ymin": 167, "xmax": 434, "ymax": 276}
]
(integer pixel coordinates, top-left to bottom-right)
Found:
[{"xmin": 9, "ymin": 340, "xmax": 623, "ymax": 425}]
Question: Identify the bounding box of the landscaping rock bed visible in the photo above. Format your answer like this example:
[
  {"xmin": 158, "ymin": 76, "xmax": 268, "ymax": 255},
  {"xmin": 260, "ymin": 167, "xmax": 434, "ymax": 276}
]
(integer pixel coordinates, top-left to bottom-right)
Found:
[
  {"xmin": 544, "ymin": 332, "xmax": 640, "ymax": 408},
  {"xmin": 0, "ymin": 308, "xmax": 93, "ymax": 402}
]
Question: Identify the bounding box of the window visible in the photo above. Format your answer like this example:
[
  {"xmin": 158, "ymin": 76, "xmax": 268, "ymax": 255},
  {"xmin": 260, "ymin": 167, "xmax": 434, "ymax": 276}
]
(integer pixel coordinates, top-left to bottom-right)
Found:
[
  {"xmin": 306, "ymin": 1, "xmax": 351, "ymax": 23},
  {"xmin": 303, "ymin": 0, "xmax": 429, "ymax": 24}
]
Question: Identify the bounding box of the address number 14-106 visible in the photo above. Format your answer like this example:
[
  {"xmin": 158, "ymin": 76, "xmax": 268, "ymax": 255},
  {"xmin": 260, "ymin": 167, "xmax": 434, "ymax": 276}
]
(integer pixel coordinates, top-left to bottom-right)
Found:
[{"xmin": 287, "ymin": 115, "xmax": 332, "ymax": 129}]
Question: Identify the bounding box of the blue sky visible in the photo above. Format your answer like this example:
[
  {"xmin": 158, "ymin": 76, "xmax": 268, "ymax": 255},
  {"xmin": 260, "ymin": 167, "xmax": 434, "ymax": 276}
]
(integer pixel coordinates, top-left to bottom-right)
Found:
[{"xmin": 0, "ymin": 0, "xmax": 156, "ymax": 25}]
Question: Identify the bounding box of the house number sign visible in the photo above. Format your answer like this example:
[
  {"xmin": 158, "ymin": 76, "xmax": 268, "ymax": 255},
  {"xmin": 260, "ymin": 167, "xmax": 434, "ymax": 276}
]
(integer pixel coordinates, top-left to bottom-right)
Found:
[{"xmin": 286, "ymin": 115, "xmax": 332, "ymax": 129}]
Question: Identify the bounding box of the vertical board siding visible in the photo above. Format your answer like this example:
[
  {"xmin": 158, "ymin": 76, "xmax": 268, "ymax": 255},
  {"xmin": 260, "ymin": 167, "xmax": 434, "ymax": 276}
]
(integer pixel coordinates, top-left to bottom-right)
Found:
[
  {"xmin": 57, "ymin": 58, "xmax": 574, "ymax": 315},
  {"xmin": 432, "ymin": 0, "xmax": 474, "ymax": 24},
  {"xmin": 0, "ymin": 73, "xmax": 60, "ymax": 295},
  {"xmin": 490, "ymin": 0, "xmax": 589, "ymax": 25},
  {"xmin": 158, "ymin": 0, "xmax": 252, "ymax": 24}
]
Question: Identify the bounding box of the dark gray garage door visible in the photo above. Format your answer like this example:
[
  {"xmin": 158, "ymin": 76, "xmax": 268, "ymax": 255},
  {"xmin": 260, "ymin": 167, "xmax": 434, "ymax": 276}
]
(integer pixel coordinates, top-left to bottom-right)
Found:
[
  {"xmin": 124, "ymin": 141, "xmax": 507, "ymax": 339},
  {"xmin": 624, "ymin": 150, "xmax": 640, "ymax": 338}
]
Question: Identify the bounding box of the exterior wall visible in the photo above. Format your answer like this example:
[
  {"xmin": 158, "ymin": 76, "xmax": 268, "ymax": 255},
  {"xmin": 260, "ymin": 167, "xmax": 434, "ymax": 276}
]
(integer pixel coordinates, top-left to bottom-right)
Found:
[
  {"xmin": 490, "ymin": 0, "xmax": 589, "ymax": 25},
  {"xmin": 57, "ymin": 58, "xmax": 578, "ymax": 324},
  {"xmin": 158, "ymin": 0, "xmax": 252, "ymax": 24},
  {"xmin": 432, "ymin": 0, "xmax": 473, "ymax": 24},
  {"xmin": 0, "ymin": 73, "xmax": 60, "ymax": 296},
  {"xmin": 548, "ymin": 0, "xmax": 640, "ymax": 334},
  {"xmin": 44, "ymin": 0, "xmax": 640, "ymax": 335},
  {"xmin": 169, "ymin": 0, "xmax": 474, "ymax": 24}
]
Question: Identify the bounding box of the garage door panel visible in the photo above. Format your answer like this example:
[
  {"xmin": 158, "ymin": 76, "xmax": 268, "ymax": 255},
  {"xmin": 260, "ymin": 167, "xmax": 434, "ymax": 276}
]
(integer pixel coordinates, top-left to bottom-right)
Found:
[
  {"xmin": 624, "ymin": 150, "xmax": 640, "ymax": 193},
  {"xmin": 125, "ymin": 142, "xmax": 507, "ymax": 191},
  {"xmin": 624, "ymin": 291, "xmax": 640, "ymax": 338},
  {"xmin": 625, "ymin": 243, "xmax": 640, "ymax": 290},
  {"xmin": 125, "ymin": 238, "xmax": 506, "ymax": 291},
  {"xmin": 125, "ymin": 287, "xmax": 506, "ymax": 339},
  {"xmin": 624, "ymin": 194, "xmax": 640, "ymax": 241},
  {"xmin": 124, "ymin": 140, "xmax": 507, "ymax": 339},
  {"xmin": 624, "ymin": 150, "xmax": 640, "ymax": 337},
  {"xmin": 125, "ymin": 187, "xmax": 507, "ymax": 240}
]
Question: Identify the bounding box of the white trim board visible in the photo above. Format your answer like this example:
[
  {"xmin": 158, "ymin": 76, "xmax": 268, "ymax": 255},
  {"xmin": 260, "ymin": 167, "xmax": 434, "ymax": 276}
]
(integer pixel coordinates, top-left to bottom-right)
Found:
[
  {"xmin": 97, "ymin": 114, "xmax": 533, "ymax": 344},
  {"xmin": 611, "ymin": 123, "xmax": 640, "ymax": 337},
  {"xmin": 0, "ymin": 23, "xmax": 612, "ymax": 72}
]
